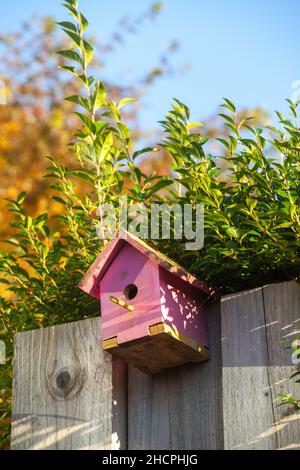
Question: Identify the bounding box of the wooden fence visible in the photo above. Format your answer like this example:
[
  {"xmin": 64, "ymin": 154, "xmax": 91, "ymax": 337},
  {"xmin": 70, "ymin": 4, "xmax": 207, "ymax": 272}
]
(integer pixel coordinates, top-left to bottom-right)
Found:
[{"xmin": 11, "ymin": 280, "xmax": 300, "ymax": 450}]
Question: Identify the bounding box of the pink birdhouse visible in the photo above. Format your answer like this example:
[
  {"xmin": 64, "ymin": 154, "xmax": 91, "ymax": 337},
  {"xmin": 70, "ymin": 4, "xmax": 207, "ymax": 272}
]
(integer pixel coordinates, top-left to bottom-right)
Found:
[{"xmin": 79, "ymin": 230, "xmax": 219, "ymax": 375}]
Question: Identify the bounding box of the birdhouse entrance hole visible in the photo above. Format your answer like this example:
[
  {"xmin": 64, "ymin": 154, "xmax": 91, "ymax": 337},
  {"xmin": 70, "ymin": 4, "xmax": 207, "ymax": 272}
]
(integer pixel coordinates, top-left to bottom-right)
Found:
[{"xmin": 123, "ymin": 284, "xmax": 138, "ymax": 300}]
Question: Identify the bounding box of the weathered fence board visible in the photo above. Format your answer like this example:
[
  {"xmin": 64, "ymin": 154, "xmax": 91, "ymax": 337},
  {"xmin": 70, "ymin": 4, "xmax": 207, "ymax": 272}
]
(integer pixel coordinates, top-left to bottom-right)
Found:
[
  {"xmin": 128, "ymin": 302, "xmax": 224, "ymax": 450},
  {"xmin": 221, "ymin": 287, "xmax": 276, "ymax": 450},
  {"xmin": 11, "ymin": 318, "xmax": 127, "ymax": 450},
  {"xmin": 221, "ymin": 281, "xmax": 300, "ymax": 450},
  {"xmin": 263, "ymin": 281, "xmax": 300, "ymax": 450},
  {"xmin": 11, "ymin": 280, "xmax": 300, "ymax": 450}
]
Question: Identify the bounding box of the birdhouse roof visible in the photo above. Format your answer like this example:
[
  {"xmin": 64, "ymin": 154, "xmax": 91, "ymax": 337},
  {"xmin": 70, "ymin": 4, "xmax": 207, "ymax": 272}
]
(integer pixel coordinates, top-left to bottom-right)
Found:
[{"xmin": 79, "ymin": 230, "xmax": 219, "ymax": 301}]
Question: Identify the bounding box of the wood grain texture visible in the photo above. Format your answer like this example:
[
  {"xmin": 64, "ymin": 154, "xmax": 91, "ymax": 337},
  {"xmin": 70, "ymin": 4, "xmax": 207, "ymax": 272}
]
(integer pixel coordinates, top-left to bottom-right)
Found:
[
  {"xmin": 128, "ymin": 302, "xmax": 223, "ymax": 450},
  {"xmin": 11, "ymin": 281, "xmax": 300, "ymax": 450},
  {"xmin": 221, "ymin": 281, "xmax": 300, "ymax": 450},
  {"xmin": 221, "ymin": 287, "xmax": 277, "ymax": 450},
  {"xmin": 263, "ymin": 281, "xmax": 300, "ymax": 450},
  {"xmin": 11, "ymin": 317, "xmax": 127, "ymax": 450}
]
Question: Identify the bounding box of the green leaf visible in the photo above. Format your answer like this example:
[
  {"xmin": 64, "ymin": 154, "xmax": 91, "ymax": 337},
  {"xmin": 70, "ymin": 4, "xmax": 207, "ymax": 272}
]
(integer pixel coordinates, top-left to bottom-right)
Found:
[
  {"xmin": 41, "ymin": 245, "xmax": 49, "ymax": 262},
  {"xmin": 187, "ymin": 122, "xmax": 203, "ymax": 130},
  {"xmin": 92, "ymin": 81, "xmax": 107, "ymax": 111},
  {"xmin": 25, "ymin": 216, "xmax": 33, "ymax": 230},
  {"xmin": 147, "ymin": 179, "xmax": 174, "ymax": 197},
  {"xmin": 57, "ymin": 49, "xmax": 82, "ymax": 66},
  {"xmin": 75, "ymin": 112, "xmax": 95, "ymax": 133},
  {"xmin": 226, "ymin": 227, "xmax": 239, "ymax": 239},
  {"xmin": 99, "ymin": 133, "xmax": 113, "ymax": 161},
  {"xmin": 117, "ymin": 97, "xmax": 137, "ymax": 110},
  {"xmin": 128, "ymin": 162, "xmax": 143, "ymax": 183},
  {"xmin": 68, "ymin": 170, "xmax": 95, "ymax": 185},
  {"xmin": 79, "ymin": 13, "xmax": 89, "ymax": 32},
  {"xmin": 62, "ymin": 3, "xmax": 78, "ymax": 19},
  {"xmin": 290, "ymin": 373, "xmax": 300, "ymax": 381},
  {"xmin": 35, "ymin": 213, "xmax": 48, "ymax": 229},
  {"xmin": 173, "ymin": 98, "xmax": 190, "ymax": 120},
  {"xmin": 277, "ymin": 189, "xmax": 289, "ymax": 199},
  {"xmin": 216, "ymin": 138, "xmax": 230, "ymax": 149},
  {"xmin": 221, "ymin": 98, "xmax": 236, "ymax": 113},
  {"xmin": 87, "ymin": 76, "xmax": 95, "ymax": 87},
  {"xmin": 3, "ymin": 239, "xmax": 21, "ymax": 247},
  {"xmin": 62, "ymin": 29, "xmax": 81, "ymax": 47},
  {"xmin": 246, "ymin": 198, "xmax": 258, "ymax": 212},
  {"xmin": 133, "ymin": 147, "xmax": 157, "ymax": 160},
  {"xmin": 274, "ymin": 222, "xmax": 293, "ymax": 229},
  {"xmin": 58, "ymin": 65, "xmax": 78, "ymax": 77},
  {"xmin": 94, "ymin": 121, "xmax": 107, "ymax": 134},
  {"xmin": 83, "ymin": 40, "xmax": 94, "ymax": 65},
  {"xmin": 51, "ymin": 196, "xmax": 67, "ymax": 206},
  {"xmin": 218, "ymin": 113, "xmax": 235, "ymax": 125},
  {"xmin": 65, "ymin": 95, "xmax": 90, "ymax": 112},
  {"xmin": 56, "ymin": 21, "xmax": 77, "ymax": 32},
  {"xmin": 17, "ymin": 192, "xmax": 27, "ymax": 204}
]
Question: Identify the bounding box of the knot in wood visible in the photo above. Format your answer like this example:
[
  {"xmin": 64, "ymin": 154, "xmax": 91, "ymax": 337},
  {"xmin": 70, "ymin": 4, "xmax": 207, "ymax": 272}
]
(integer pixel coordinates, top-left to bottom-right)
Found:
[
  {"xmin": 56, "ymin": 370, "xmax": 72, "ymax": 391},
  {"xmin": 47, "ymin": 366, "xmax": 86, "ymax": 401}
]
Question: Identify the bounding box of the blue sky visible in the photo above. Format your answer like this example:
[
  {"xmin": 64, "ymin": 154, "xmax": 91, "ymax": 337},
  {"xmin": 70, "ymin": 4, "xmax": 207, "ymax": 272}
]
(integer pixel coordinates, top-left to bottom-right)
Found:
[{"xmin": 1, "ymin": 0, "xmax": 300, "ymax": 135}]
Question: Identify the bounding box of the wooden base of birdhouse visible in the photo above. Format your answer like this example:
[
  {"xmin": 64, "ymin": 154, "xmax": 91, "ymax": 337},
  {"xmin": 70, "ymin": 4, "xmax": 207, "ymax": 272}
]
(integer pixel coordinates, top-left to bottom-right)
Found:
[{"xmin": 102, "ymin": 322, "xmax": 210, "ymax": 375}]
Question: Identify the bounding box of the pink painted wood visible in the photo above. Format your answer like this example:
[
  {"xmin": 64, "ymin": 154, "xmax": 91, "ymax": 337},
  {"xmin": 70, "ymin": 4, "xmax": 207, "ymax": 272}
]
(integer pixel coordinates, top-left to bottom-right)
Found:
[
  {"xmin": 159, "ymin": 267, "xmax": 209, "ymax": 347},
  {"xmin": 100, "ymin": 243, "xmax": 162, "ymax": 344},
  {"xmin": 80, "ymin": 230, "xmax": 215, "ymax": 355},
  {"xmin": 100, "ymin": 243, "xmax": 209, "ymax": 349},
  {"xmin": 79, "ymin": 229, "xmax": 219, "ymax": 302}
]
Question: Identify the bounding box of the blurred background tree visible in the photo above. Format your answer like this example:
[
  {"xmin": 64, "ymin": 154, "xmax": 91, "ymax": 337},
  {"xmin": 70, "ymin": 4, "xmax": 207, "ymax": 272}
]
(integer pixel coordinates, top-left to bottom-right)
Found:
[
  {"xmin": 0, "ymin": 3, "xmax": 183, "ymax": 243},
  {"xmin": 0, "ymin": 4, "xmax": 272, "ymax": 246}
]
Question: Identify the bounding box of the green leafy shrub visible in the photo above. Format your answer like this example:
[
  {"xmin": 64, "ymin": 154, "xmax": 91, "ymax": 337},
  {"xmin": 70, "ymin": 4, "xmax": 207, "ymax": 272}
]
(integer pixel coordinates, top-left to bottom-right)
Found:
[
  {"xmin": 0, "ymin": 0, "xmax": 299, "ymax": 448},
  {"xmin": 159, "ymin": 97, "xmax": 300, "ymax": 293}
]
